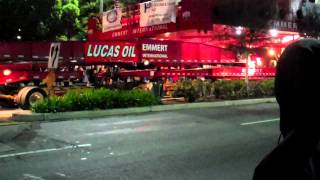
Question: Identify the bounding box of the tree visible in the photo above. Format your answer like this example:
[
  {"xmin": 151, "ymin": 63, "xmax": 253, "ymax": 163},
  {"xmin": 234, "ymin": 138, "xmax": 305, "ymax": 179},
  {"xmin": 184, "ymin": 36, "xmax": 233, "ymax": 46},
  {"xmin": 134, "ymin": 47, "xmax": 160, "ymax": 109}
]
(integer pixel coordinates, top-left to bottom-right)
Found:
[
  {"xmin": 77, "ymin": 0, "xmax": 113, "ymax": 40},
  {"xmin": 0, "ymin": 0, "xmax": 147, "ymax": 41},
  {"xmin": 297, "ymin": 1, "xmax": 320, "ymax": 37},
  {"xmin": 60, "ymin": 0, "xmax": 81, "ymax": 40},
  {"xmin": 212, "ymin": 0, "xmax": 278, "ymax": 29},
  {"xmin": 77, "ymin": 1, "xmax": 99, "ymax": 40},
  {"xmin": 0, "ymin": 0, "xmax": 57, "ymax": 41},
  {"xmin": 46, "ymin": 0, "xmax": 64, "ymax": 40}
]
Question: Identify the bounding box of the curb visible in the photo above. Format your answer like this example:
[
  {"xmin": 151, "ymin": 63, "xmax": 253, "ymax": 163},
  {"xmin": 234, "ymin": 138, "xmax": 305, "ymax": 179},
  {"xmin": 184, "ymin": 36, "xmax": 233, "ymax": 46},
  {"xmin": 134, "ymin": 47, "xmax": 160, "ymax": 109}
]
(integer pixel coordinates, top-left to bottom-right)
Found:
[{"xmin": 11, "ymin": 98, "xmax": 276, "ymax": 122}]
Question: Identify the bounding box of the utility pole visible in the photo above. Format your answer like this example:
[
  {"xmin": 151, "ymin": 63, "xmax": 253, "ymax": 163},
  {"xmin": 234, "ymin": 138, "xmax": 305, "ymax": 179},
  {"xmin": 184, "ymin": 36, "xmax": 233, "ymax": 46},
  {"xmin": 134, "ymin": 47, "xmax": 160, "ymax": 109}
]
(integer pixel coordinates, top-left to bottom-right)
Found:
[{"xmin": 245, "ymin": 54, "xmax": 250, "ymax": 95}]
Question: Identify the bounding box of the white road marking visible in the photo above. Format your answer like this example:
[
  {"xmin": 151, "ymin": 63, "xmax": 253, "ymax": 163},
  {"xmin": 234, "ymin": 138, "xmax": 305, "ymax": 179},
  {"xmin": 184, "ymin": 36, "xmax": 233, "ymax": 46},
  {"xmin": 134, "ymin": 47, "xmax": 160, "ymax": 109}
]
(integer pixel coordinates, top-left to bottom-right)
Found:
[
  {"xmin": 55, "ymin": 172, "xmax": 66, "ymax": 177},
  {"xmin": 23, "ymin": 174, "xmax": 45, "ymax": 180},
  {"xmin": 85, "ymin": 127, "xmax": 160, "ymax": 136},
  {"xmin": 85, "ymin": 128, "xmax": 137, "ymax": 136},
  {"xmin": 96, "ymin": 117, "xmax": 161, "ymax": 127},
  {"xmin": 76, "ymin": 144, "xmax": 92, "ymax": 148},
  {"xmin": 0, "ymin": 144, "xmax": 91, "ymax": 159},
  {"xmin": 241, "ymin": 118, "xmax": 280, "ymax": 126},
  {"xmin": 113, "ymin": 119, "xmax": 152, "ymax": 125}
]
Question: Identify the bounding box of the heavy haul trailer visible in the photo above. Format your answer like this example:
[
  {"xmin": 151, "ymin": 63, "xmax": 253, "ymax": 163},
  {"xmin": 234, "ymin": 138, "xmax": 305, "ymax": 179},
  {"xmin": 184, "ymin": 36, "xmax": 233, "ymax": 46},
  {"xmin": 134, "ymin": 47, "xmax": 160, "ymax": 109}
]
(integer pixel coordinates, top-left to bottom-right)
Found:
[
  {"xmin": 0, "ymin": 42, "xmax": 85, "ymax": 109},
  {"xmin": 0, "ymin": 39, "xmax": 277, "ymax": 109},
  {"xmin": 0, "ymin": 0, "xmax": 299, "ymax": 109}
]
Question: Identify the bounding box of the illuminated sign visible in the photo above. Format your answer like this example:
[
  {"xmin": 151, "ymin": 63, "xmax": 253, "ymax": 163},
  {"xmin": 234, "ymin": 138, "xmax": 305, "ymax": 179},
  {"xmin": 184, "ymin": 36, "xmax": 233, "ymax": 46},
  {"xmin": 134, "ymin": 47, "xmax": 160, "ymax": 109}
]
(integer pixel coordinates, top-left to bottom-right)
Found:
[
  {"xmin": 84, "ymin": 42, "xmax": 138, "ymax": 63},
  {"xmin": 269, "ymin": 20, "xmax": 298, "ymax": 31},
  {"xmin": 142, "ymin": 43, "xmax": 169, "ymax": 59}
]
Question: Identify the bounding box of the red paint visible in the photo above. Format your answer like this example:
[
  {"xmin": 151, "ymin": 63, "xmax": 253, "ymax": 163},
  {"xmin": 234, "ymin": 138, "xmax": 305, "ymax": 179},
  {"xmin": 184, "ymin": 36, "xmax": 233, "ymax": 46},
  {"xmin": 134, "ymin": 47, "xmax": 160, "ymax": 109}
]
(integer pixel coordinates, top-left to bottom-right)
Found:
[{"xmin": 140, "ymin": 39, "xmax": 232, "ymax": 64}]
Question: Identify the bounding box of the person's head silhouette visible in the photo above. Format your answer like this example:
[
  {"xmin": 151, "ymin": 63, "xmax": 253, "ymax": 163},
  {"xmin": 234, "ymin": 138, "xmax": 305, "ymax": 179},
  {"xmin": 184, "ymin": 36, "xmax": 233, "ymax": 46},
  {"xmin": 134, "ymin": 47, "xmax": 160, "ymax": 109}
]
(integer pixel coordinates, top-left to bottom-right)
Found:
[
  {"xmin": 254, "ymin": 39, "xmax": 320, "ymax": 180},
  {"xmin": 275, "ymin": 39, "xmax": 320, "ymax": 137}
]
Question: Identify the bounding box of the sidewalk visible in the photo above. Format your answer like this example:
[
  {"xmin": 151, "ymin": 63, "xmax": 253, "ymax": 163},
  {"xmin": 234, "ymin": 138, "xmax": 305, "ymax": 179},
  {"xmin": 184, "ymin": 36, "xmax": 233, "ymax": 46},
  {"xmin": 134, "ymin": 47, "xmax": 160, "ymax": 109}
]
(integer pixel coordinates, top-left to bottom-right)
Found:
[
  {"xmin": 0, "ymin": 109, "xmax": 30, "ymax": 122},
  {"xmin": 9, "ymin": 98, "xmax": 276, "ymax": 122}
]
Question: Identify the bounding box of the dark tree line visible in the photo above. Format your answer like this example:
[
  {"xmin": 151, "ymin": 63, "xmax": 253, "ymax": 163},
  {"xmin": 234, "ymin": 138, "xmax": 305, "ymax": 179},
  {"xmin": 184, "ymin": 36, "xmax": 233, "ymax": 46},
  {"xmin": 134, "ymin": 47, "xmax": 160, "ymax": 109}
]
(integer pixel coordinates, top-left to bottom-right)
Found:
[
  {"xmin": 212, "ymin": 0, "xmax": 278, "ymax": 29},
  {"xmin": 297, "ymin": 0, "xmax": 320, "ymax": 37},
  {"xmin": 1, "ymin": 0, "xmax": 319, "ymax": 41},
  {"xmin": 0, "ymin": 0, "xmax": 57, "ymax": 41},
  {"xmin": 0, "ymin": 0, "xmax": 140, "ymax": 41}
]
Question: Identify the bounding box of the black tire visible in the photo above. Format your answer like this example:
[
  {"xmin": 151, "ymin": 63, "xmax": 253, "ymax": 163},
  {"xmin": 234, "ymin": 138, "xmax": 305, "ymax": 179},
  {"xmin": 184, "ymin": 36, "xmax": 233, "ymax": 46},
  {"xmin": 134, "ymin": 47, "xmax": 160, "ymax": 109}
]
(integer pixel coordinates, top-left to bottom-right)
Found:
[{"xmin": 17, "ymin": 87, "xmax": 47, "ymax": 110}]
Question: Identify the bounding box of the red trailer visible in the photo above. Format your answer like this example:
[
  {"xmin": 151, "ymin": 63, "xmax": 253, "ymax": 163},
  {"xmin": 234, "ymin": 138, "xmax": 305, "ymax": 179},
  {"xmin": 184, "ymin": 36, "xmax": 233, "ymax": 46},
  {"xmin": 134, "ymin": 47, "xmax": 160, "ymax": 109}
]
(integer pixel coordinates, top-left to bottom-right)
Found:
[
  {"xmin": 0, "ymin": 0, "xmax": 300, "ymax": 109},
  {"xmin": 0, "ymin": 42, "xmax": 85, "ymax": 109}
]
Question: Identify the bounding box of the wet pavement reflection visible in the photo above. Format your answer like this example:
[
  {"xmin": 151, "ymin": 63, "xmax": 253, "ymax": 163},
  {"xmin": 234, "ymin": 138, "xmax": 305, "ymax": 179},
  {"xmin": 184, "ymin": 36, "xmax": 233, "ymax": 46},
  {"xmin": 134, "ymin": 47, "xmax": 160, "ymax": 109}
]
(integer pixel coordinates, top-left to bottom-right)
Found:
[{"xmin": 0, "ymin": 122, "xmax": 75, "ymax": 155}]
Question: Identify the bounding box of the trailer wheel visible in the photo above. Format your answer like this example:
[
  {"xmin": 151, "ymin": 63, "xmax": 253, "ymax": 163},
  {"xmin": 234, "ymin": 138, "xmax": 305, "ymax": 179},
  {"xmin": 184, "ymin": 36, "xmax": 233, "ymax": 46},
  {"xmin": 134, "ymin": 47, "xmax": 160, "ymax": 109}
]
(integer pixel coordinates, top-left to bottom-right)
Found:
[
  {"xmin": 17, "ymin": 87, "xmax": 47, "ymax": 110},
  {"xmin": 16, "ymin": 87, "xmax": 31, "ymax": 106}
]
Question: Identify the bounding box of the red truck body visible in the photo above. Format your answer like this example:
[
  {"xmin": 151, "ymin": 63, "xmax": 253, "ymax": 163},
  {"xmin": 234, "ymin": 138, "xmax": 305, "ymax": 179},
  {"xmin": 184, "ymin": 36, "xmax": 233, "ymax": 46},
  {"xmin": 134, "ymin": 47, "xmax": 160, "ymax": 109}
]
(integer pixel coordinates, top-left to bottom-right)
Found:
[{"xmin": 0, "ymin": 42, "xmax": 84, "ymax": 86}]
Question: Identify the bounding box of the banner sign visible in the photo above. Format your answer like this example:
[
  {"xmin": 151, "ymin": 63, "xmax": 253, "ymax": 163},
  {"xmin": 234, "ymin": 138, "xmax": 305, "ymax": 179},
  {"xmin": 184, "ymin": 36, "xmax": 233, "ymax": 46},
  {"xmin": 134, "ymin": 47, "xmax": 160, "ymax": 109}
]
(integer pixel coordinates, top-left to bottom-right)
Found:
[
  {"xmin": 140, "ymin": 0, "xmax": 177, "ymax": 27},
  {"xmin": 84, "ymin": 42, "xmax": 138, "ymax": 63},
  {"xmin": 142, "ymin": 42, "xmax": 169, "ymax": 60},
  {"xmin": 102, "ymin": 8, "xmax": 122, "ymax": 32},
  {"xmin": 112, "ymin": 24, "xmax": 172, "ymax": 39},
  {"xmin": 89, "ymin": 22, "xmax": 177, "ymax": 41}
]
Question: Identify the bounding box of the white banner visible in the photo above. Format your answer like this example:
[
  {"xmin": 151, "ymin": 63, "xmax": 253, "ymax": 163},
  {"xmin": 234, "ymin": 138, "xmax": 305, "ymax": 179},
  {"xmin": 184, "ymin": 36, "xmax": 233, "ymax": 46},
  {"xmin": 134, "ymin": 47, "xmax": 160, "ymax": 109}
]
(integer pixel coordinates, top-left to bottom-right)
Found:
[
  {"xmin": 140, "ymin": 0, "xmax": 177, "ymax": 27},
  {"xmin": 102, "ymin": 8, "xmax": 122, "ymax": 32}
]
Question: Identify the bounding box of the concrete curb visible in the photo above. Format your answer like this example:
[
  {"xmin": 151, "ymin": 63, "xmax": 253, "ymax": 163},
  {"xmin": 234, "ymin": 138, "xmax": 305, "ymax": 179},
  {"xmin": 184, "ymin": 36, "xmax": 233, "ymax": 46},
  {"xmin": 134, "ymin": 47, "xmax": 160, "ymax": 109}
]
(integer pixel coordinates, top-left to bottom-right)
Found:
[{"xmin": 11, "ymin": 98, "xmax": 276, "ymax": 122}]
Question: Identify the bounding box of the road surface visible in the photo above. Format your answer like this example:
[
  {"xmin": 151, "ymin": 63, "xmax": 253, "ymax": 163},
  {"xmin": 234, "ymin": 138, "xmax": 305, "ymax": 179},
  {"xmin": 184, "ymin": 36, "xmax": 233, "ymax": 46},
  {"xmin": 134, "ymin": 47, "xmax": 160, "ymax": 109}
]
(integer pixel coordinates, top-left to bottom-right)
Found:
[{"xmin": 0, "ymin": 103, "xmax": 279, "ymax": 180}]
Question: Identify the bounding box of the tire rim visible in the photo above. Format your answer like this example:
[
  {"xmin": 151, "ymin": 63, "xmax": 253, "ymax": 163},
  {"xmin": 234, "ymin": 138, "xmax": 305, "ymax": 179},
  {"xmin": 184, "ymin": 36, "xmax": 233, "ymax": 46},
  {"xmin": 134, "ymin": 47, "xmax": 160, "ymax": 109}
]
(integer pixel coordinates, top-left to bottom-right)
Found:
[{"xmin": 29, "ymin": 92, "xmax": 44, "ymax": 106}]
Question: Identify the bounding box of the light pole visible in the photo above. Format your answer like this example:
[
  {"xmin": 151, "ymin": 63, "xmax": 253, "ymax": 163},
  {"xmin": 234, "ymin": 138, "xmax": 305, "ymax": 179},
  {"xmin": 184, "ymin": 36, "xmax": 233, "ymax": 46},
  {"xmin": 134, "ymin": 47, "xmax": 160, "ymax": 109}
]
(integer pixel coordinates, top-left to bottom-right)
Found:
[
  {"xmin": 245, "ymin": 54, "xmax": 250, "ymax": 95},
  {"xmin": 100, "ymin": 0, "xmax": 104, "ymax": 13},
  {"xmin": 236, "ymin": 26, "xmax": 250, "ymax": 95}
]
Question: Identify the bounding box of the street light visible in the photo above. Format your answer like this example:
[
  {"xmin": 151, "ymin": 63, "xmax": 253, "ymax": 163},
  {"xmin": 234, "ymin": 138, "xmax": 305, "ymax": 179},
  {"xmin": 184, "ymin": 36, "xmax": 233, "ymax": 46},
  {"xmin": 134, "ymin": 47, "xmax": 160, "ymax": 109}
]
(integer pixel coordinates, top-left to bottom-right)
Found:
[
  {"xmin": 236, "ymin": 27, "xmax": 243, "ymax": 35},
  {"xmin": 269, "ymin": 29, "xmax": 278, "ymax": 37},
  {"xmin": 164, "ymin": 32, "xmax": 171, "ymax": 37},
  {"xmin": 143, "ymin": 60, "xmax": 150, "ymax": 66},
  {"xmin": 256, "ymin": 57, "xmax": 262, "ymax": 66},
  {"xmin": 268, "ymin": 49, "xmax": 276, "ymax": 56}
]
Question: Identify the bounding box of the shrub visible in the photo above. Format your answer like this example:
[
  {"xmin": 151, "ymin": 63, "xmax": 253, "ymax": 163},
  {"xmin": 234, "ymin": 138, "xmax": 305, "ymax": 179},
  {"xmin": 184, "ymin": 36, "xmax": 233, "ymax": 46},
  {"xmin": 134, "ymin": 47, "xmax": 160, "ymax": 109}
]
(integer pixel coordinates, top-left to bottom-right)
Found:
[
  {"xmin": 242, "ymin": 80, "xmax": 275, "ymax": 98},
  {"xmin": 214, "ymin": 80, "xmax": 246, "ymax": 99},
  {"xmin": 259, "ymin": 79, "xmax": 275, "ymax": 97},
  {"xmin": 247, "ymin": 81, "xmax": 265, "ymax": 98},
  {"xmin": 204, "ymin": 80, "xmax": 215, "ymax": 97},
  {"xmin": 173, "ymin": 79, "xmax": 200, "ymax": 102},
  {"xmin": 32, "ymin": 88, "xmax": 160, "ymax": 113},
  {"xmin": 214, "ymin": 79, "xmax": 275, "ymax": 99},
  {"xmin": 31, "ymin": 100, "xmax": 49, "ymax": 113}
]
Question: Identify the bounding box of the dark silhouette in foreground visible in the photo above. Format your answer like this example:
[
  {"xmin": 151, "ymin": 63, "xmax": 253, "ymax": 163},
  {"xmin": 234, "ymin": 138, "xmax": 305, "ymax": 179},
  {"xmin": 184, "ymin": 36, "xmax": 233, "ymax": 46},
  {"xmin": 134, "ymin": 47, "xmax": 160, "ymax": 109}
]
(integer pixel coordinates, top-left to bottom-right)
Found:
[{"xmin": 253, "ymin": 39, "xmax": 320, "ymax": 180}]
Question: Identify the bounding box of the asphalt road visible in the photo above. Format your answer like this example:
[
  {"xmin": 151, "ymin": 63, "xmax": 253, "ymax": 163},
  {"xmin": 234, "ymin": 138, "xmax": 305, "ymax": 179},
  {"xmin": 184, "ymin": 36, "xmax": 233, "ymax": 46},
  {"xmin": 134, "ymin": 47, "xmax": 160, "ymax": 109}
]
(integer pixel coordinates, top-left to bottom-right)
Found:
[{"xmin": 0, "ymin": 103, "xmax": 280, "ymax": 180}]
